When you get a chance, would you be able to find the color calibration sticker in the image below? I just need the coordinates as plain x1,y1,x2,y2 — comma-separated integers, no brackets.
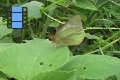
7,7,28,29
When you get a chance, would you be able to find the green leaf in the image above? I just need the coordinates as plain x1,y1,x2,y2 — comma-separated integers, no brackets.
85,33,100,40
0,24,12,40
22,1,44,19
48,21,60,27
60,55,120,79
0,37,13,43
0,71,7,80
72,0,97,11
0,39,69,80
47,0,69,7
0,17,12,40
31,70,77,80
76,77,85,80
109,6,120,20
0,43,16,57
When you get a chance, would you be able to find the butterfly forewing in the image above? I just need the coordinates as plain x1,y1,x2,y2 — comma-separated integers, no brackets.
56,15,82,34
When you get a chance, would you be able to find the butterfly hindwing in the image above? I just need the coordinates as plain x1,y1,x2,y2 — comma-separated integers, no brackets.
54,27,84,45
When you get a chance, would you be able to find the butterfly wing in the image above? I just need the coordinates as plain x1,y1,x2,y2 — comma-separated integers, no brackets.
56,15,82,34
54,27,85,46
53,15,85,46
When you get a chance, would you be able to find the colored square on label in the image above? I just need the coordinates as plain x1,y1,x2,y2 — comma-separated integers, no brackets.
12,13,22,21
12,7,22,12
12,22,22,28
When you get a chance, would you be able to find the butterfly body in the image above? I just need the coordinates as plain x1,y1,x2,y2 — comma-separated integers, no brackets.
52,15,85,46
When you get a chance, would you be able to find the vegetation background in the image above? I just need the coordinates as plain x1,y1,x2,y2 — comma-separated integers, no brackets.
0,0,120,80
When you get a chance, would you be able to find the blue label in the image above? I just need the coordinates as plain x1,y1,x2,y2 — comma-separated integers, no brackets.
12,7,22,12
12,22,22,28
11,7,23,28
12,13,22,21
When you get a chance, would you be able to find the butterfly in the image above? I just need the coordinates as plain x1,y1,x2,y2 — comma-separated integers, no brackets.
52,15,85,46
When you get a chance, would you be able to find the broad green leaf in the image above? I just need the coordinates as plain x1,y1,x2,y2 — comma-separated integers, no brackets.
22,1,44,19
0,18,12,39
0,43,16,59
31,70,77,80
72,0,97,11
60,55,120,79
0,39,69,80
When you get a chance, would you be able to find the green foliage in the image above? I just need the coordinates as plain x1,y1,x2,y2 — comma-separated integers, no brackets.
0,39,69,80
0,17,12,40
0,0,120,80
31,70,77,80
72,0,97,10
60,55,120,79
21,1,44,19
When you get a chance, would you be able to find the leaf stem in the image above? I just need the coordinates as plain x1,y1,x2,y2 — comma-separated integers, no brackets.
43,11,65,24
86,38,120,54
